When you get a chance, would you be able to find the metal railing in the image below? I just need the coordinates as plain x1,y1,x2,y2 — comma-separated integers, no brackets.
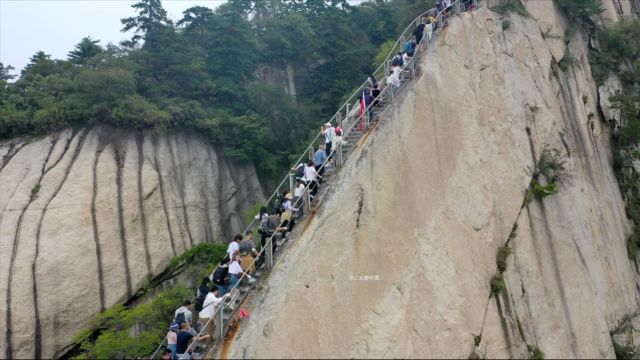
149,1,481,358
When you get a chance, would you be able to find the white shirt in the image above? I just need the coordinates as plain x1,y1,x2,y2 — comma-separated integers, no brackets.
294,184,305,197
199,292,224,319
388,67,401,87
227,241,239,259
402,53,411,64
324,127,335,144
229,260,243,275
304,165,317,182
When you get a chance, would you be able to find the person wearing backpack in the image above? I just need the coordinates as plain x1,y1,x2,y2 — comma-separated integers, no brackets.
198,287,230,345
194,277,210,315
293,162,305,183
404,36,417,57
211,258,230,296
391,52,404,67
174,300,193,327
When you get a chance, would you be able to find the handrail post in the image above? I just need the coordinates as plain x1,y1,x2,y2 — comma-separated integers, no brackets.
473,0,478,9
337,142,343,167
266,237,273,269
456,0,461,15
289,172,294,193
345,103,350,128
305,187,311,211
309,146,314,161
215,306,224,342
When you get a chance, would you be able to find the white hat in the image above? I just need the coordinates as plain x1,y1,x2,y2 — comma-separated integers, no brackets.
325,122,331,126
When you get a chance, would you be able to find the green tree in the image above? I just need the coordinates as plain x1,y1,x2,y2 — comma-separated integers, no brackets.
0,63,16,106
177,5,214,31
68,37,104,66
120,0,172,46
556,0,604,30
0,63,16,82
21,51,57,79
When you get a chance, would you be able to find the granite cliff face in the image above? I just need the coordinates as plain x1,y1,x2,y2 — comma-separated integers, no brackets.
228,1,640,358
0,126,263,358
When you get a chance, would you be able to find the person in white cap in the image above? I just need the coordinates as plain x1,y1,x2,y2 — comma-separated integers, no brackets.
323,123,336,159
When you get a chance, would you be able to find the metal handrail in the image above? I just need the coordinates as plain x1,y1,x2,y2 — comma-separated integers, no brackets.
150,1,481,358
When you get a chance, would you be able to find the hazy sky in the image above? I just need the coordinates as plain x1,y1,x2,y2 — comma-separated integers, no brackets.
0,0,229,76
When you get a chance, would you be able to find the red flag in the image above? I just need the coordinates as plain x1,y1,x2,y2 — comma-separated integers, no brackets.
359,92,366,132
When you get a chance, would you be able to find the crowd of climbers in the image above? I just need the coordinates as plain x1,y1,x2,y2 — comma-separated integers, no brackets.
158,2,479,358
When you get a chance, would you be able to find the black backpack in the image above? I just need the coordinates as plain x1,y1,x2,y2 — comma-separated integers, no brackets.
212,266,228,286
392,55,403,67
194,286,208,312
295,164,304,178
175,311,185,325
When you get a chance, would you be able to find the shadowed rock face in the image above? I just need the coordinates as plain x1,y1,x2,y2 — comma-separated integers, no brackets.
228,2,640,359
0,126,263,359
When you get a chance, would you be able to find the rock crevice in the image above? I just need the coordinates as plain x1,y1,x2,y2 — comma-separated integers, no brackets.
0,126,263,359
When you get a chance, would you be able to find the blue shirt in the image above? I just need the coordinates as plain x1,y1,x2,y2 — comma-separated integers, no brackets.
404,41,416,54
314,149,327,166
176,330,194,354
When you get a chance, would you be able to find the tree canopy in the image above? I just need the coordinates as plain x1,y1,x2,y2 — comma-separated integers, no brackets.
0,0,435,180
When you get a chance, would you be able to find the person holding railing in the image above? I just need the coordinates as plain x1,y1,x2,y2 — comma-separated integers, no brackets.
391,52,404,67
259,211,287,253
198,287,230,347
304,160,319,198
404,36,417,57
368,75,381,107
175,318,209,360
413,18,427,46
402,51,411,67
334,127,346,149
323,123,336,159
226,234,242,260
293,179,306,219
425,18,434,44
229,253,249,289
239,230,259,274
281,193,297,233
174,300,193,327
314,145,328,183
293,162,305,183
387,65,401,88
364,89,374,125
211,258,230,296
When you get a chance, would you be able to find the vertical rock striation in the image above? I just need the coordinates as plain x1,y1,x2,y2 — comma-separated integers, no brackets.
0,126,263,359
228,2,639,358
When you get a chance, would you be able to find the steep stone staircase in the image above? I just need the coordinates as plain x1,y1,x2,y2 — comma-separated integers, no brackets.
149,1,482,358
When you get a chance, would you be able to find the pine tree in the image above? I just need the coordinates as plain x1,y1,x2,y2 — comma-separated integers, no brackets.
0,63,16,82
120,0,172,46
68,37,103,65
